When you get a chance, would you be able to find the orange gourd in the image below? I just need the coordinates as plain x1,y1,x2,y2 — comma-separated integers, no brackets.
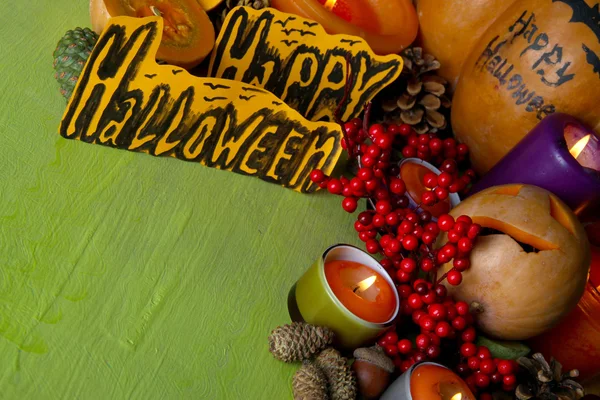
90,0,215,69
439,185,590,340
416,0,512,89
450,0,600,174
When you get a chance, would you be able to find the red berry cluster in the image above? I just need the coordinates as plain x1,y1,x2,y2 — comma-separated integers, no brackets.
400,133,469,165
421,160,476,207
378,285,518,398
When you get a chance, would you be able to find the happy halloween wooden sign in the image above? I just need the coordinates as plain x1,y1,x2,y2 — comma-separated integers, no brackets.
59,16,343,193
209,7,404,122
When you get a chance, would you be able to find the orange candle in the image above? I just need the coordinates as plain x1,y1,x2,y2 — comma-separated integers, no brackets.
325,260,396,323
270,0,418,55
400,158,460,219
410,364,475,400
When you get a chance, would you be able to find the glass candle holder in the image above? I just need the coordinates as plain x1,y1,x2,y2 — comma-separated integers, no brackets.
288,244,399,349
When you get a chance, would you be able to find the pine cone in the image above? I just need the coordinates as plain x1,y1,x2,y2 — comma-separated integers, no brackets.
269,323,335,363
315,348,357,400
53,27,98,101
380,47,451,134
293,362,330,400
212,0,271,36
516,353,585,400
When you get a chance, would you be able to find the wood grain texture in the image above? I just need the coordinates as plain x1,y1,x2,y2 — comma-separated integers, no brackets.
0,1,362,398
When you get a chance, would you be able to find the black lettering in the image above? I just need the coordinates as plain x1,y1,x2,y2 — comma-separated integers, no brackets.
520,33,549,57
526,96,544,112
537,104,556,120
493,60,513,86
512,84,536,105
476,36,507,70
507,74,523,90
509,11,535,43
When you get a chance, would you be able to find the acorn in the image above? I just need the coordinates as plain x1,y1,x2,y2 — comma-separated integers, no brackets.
352,346,395,400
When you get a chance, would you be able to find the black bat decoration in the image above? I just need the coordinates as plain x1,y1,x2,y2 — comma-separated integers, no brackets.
242,86,266,93
274,17,296,27
144,74,157,79
203,96,228,102
239,95,256,101
340,39,361,46
303,21,318,28
203,83,231,90
281,40,299,47
281,28,317,37
583,43,600,77
172,69,183,75
272,101,283,106
553,0,600,43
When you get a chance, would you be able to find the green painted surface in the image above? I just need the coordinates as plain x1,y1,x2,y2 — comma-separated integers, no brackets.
0,1,361,398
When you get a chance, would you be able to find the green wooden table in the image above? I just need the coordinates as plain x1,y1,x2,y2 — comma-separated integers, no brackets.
0,1,361,398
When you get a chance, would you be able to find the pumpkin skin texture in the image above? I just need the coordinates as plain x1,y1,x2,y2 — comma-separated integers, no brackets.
416,0,512,90
451,0,600,174
439,185,590,340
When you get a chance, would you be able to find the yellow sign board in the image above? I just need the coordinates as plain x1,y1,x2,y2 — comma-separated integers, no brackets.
209,7,404,122
59,16,343,193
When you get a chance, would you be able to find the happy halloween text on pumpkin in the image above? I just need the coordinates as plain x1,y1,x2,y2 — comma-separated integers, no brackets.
59,17,343,193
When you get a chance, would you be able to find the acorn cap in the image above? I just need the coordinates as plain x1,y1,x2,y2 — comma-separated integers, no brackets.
353,346,394,373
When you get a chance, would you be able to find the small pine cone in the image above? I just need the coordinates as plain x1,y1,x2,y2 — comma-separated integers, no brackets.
293,362,329,400
315,348,357,400
269,323,335,363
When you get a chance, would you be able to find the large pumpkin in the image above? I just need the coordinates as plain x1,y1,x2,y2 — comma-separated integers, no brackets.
451,0,600,174
416,0,512,89
439,184,590,340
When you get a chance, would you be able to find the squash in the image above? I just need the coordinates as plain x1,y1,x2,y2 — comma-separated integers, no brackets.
451,0,600,174
439,184,590,340
416,0,512,90
89,0,215,69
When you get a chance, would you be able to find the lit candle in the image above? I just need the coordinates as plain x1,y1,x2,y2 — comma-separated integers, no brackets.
288,244,399,348
399,158,461,219
470,113,600,220
380,363,476,400
270,0,419,55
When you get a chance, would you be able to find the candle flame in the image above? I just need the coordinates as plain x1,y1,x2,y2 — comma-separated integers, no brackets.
569,134,591,159
451,394,462,400
323,0,338,11
355,276,376,293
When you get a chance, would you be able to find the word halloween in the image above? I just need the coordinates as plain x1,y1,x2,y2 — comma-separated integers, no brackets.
209,7,403,122
59,17,343,193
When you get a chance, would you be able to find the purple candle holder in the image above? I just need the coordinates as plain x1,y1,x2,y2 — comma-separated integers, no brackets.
470,113,600,220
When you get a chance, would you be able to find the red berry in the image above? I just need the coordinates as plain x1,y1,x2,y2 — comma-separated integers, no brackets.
458,237,473,253
364,179,378,192
365,240,380,254
468,356,481,371
422,291,438,305
477,346,492,360
437,172,453,188
421,191,437,206
480,359,497,375
443,138,457,149
437,214,455,231
342,197,358,213
468,224,482,240
369,123,385,138
402,235,419,251
415,333,431,349
398,284,412,298
397,339,412,354
402,146,417,158
429,138,443,153
425,222,440,235
434,187,449,200
401,258,417,273
423,172,438,189
384,331,398,343
408,293,423,309
412,226,424,239
453,258,471,272
412,310,426,324
374,187,390,200
457,143,469,156
399,124,412,136
503,374,517,386
427,345,441,359
475,372,490,388
384,344,398,357
357,167,374,181
454,221,469,235
462,327,477,342
491,372,503,384
310,169,325,183
372,213,386,227
456,215,472,225
420,258,435,272
326,178,343,194
387,238,401,253
446,305,458,320
350,177,366,194
399,220,414,234
396,270,411,283
377,134,393,150
447,270,463,286
435,321,451,337
434,284,447,298
440,159,458,173
366,144,382,158
386,212,400,226
461,343,477,357
497,360,514,376
456,363,469,376
455,301,469,316
452,316,467,331
419,315,436,331
375,200,392,215
414,352,427,364
389,177,406,195
428,304,446,321
362,155,376,167
422,232,436,245
441,244,457,259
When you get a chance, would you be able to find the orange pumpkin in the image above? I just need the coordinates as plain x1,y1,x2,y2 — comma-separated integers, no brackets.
416,0,512,89
451,0,600,174
89,0,215,69
439,184,590,340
